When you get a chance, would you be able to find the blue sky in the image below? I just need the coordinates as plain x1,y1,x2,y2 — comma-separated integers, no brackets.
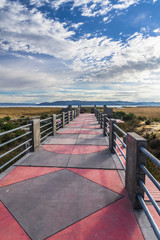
0,0,160,103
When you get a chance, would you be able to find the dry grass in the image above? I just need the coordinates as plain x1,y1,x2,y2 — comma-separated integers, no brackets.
0,107,62,119
113,107,160,119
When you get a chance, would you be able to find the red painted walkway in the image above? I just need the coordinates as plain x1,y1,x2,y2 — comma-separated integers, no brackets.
0,114,157,240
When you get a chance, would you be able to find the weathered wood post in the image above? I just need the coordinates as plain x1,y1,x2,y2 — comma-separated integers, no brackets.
100,112,103,128
104,106,113,118
125,133,147,209
30,119,40,151
77,107,80,116
68,111,70,123
109,119,116,153
97,110,99,123
72,110,74,121
52,114,57,136
103,114,108,136
74,109,77,118
98,111,101,124
62,112,65,128
95,109,97,119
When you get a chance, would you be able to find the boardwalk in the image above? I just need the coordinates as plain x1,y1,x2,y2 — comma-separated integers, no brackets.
0,114,157,240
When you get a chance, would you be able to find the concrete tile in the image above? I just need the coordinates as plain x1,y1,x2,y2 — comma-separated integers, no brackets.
43,138,77,145
16,148,70,167
47,198,144,240
67,148,121,169
0,169,122,240
0,202,30,240
78,134,104,139
76,139,107,145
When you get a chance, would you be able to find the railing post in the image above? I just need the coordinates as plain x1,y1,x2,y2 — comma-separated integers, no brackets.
74,109,77,118
52,114,57,136
97,111,100,123
99,111,101,124
72,110,74,120
109,119,116,153
77,108,80,116
95,109,97,119
125,132,147,209
78,106,81,115
96,110,98,120
30,119,40,151
62,112,65,128
100,113,103,128
103,114,107,136
104,106,113,118
68,111,70,123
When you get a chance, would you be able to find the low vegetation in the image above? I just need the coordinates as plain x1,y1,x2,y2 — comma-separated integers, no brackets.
0,106,159,181
113,108,160,181
0,107,62,119
0,108,62,172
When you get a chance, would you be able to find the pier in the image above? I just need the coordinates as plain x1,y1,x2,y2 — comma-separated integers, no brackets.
0,106,159,240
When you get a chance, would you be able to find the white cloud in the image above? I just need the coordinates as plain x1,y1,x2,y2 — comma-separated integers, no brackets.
53,0,141,18
103,16,109,22
153,28,160,33
0,1,160,102
30,0,49,7
0,1,77,60
0,0,6,8
113,0,140,10
71,22,83,29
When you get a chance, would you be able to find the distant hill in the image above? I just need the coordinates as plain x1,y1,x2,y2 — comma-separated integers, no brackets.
38,100,160,106
0,100,160,106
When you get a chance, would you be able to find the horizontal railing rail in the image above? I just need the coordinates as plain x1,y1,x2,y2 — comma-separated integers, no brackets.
140,147,160,168
0,122,32,170
113,123,127,171
40,117,52,123
0,123,31,136
0,131,32,148
40,117,53,142
56,114,62,131
0,107,80,172
94,105,160,239
65,112,68,124
104,116,110,137
113,123,127,137
137,194,160,239
137,147,160,239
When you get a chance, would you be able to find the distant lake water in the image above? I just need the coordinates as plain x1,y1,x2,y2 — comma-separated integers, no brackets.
0,105,151,108
0,105,156,108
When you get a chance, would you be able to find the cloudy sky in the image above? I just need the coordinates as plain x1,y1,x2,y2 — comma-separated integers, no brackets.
0,0,160,103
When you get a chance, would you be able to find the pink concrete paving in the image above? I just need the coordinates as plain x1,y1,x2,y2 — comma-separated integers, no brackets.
144,176,160,202
47,198,144,240
68,168,128,196
59,129,102,134
0,166,62,188
67,123,83,127
0,113,154,240
43,144,107,155
82,125,100,129
0,201,30,240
